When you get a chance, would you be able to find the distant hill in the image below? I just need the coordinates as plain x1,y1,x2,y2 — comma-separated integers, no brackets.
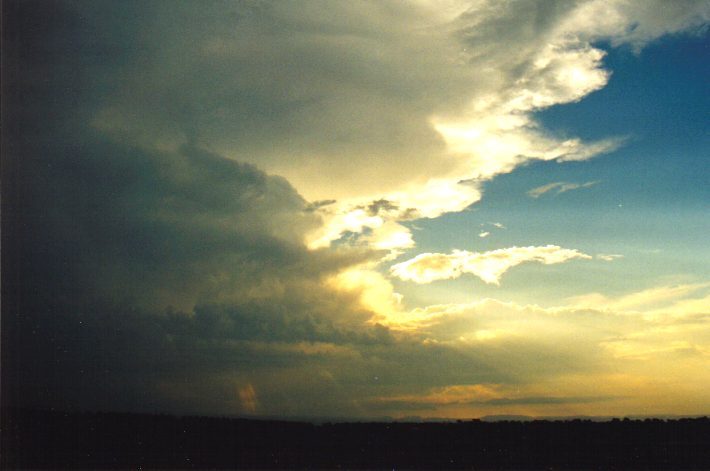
3,408,710,469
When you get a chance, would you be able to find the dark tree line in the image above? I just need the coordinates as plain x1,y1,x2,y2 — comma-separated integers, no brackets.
3,408,710,469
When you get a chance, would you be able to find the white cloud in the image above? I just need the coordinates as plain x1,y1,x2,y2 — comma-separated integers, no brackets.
390,245,592,285
557,0,710,50
362,221,415,252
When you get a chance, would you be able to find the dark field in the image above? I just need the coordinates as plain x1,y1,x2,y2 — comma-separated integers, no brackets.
3,408,710,469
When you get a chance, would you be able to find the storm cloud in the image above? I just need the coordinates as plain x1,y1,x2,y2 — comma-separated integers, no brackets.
3,0,709,420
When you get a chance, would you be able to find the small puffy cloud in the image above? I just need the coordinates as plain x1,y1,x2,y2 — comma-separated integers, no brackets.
476,222,505,239
528,180,599,198
391,245,592,285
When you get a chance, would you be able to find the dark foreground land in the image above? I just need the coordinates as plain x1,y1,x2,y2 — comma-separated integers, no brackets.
2,409,710,469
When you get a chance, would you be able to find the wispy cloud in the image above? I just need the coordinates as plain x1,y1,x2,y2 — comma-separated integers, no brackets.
596,254,624,261
528,181,599,198
391,245,592,285
567,283,710,312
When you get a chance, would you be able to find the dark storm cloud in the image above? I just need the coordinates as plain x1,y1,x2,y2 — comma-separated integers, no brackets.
2,0,512,418
1,0,384,413
2,0,390,305
7,298,395,414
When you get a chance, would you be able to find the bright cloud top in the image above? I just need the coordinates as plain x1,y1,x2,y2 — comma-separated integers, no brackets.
85,0,709,252
391,245,592,285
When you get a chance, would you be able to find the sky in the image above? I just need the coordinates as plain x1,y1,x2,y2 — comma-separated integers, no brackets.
2,0,709,420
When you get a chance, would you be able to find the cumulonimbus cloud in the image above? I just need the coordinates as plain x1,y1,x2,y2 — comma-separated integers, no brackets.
391,245,592,285
4,0,709,420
